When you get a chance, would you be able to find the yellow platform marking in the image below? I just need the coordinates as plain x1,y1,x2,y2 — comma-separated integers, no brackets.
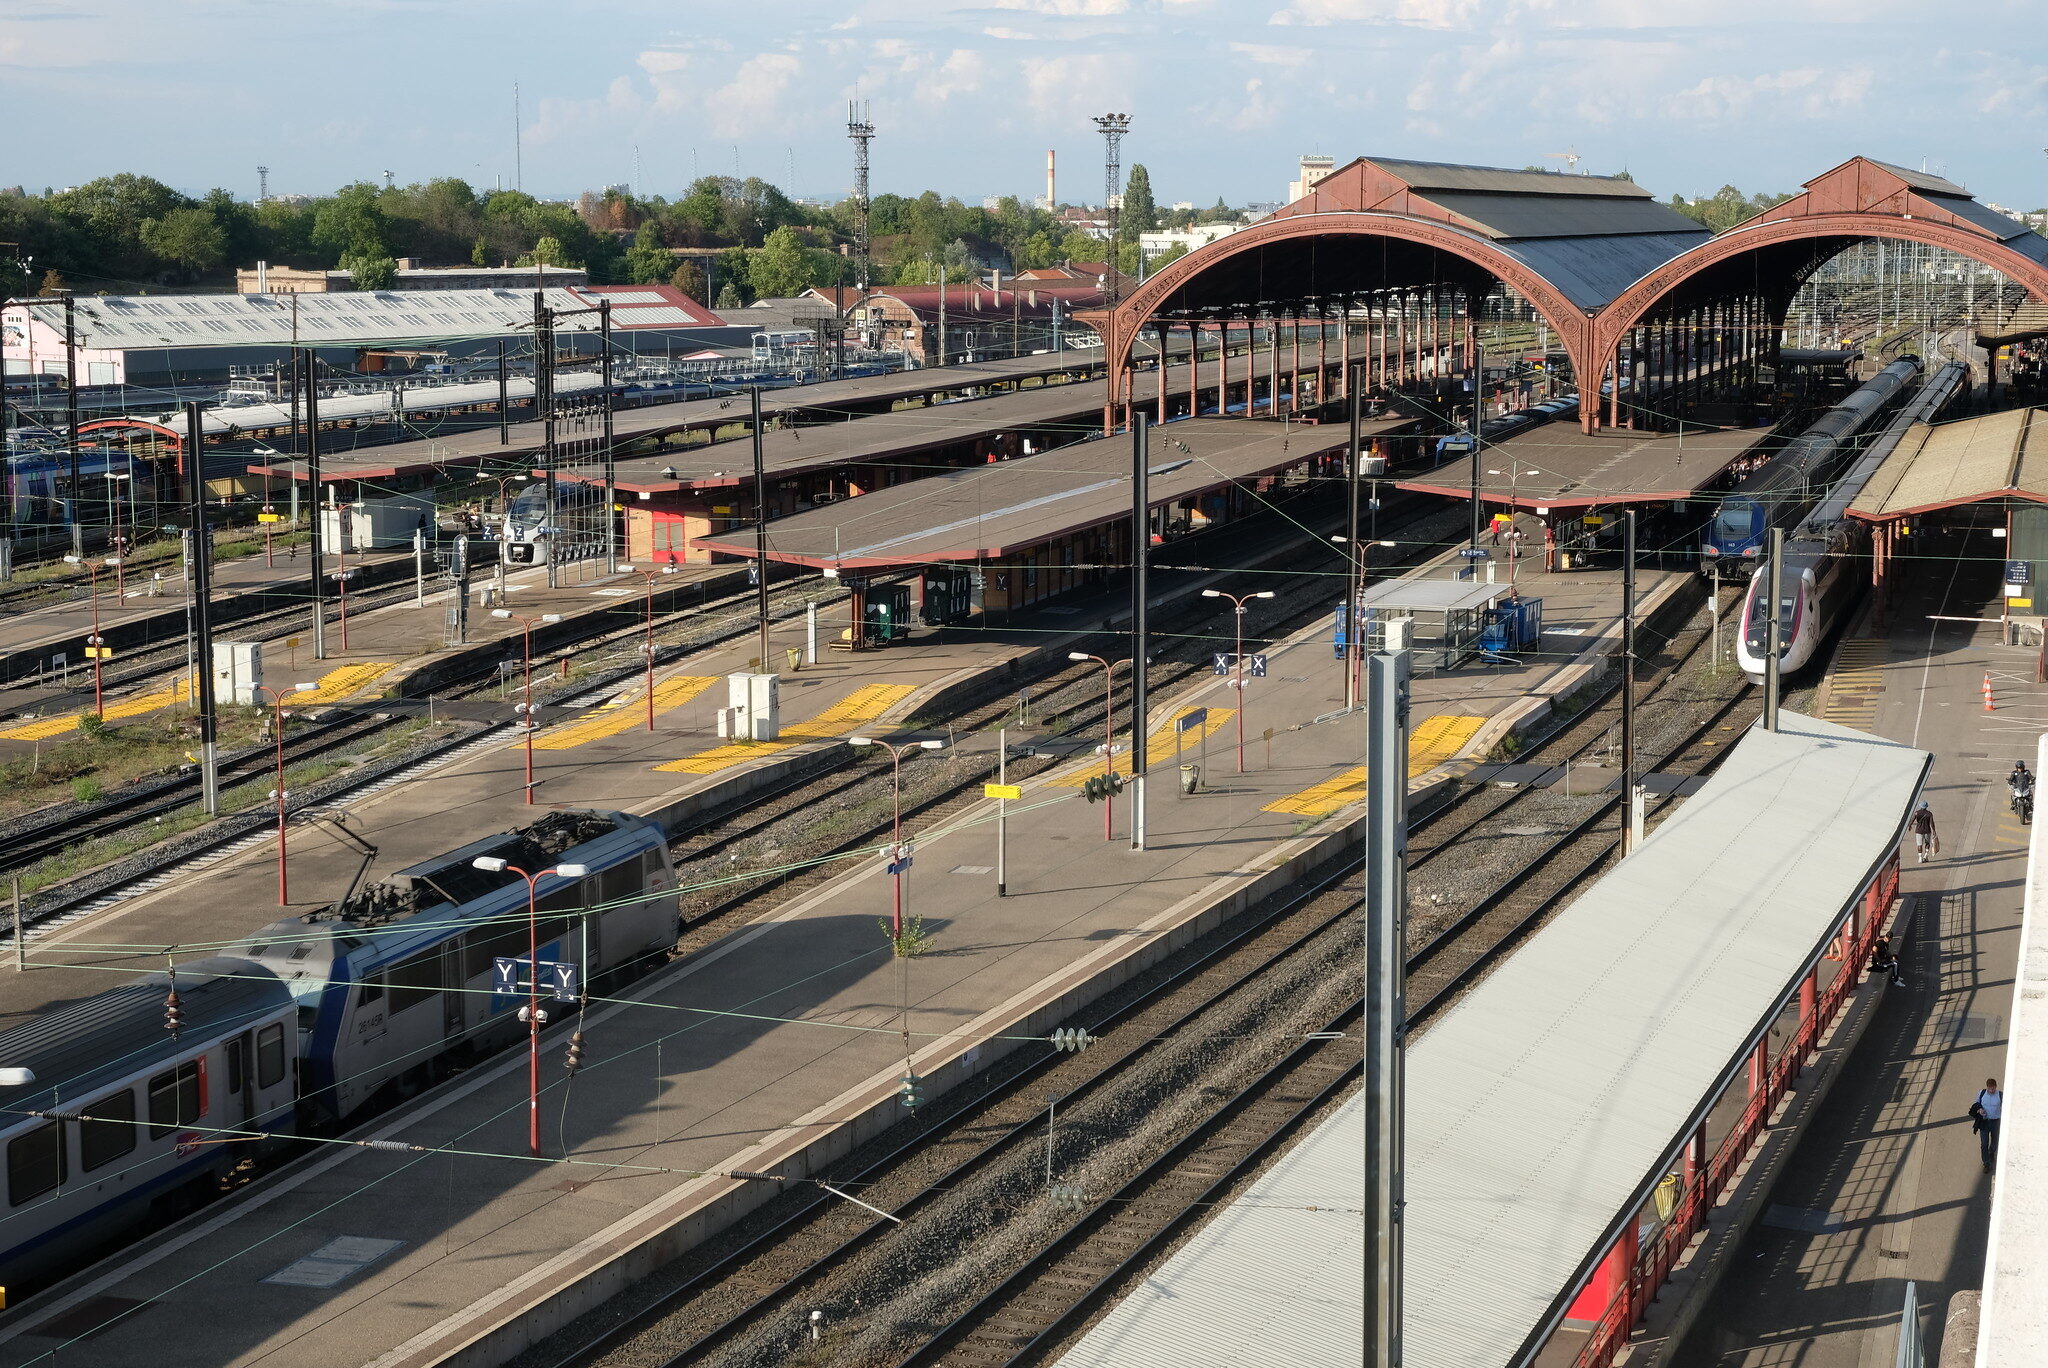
530,676,716,751
782,684,918,740
1821,638,1888,729
0,676,194,741
1266,766,1370,817
288,662,400,705
653,682,916,775
1407,715,1486,774
1051,706,1237,787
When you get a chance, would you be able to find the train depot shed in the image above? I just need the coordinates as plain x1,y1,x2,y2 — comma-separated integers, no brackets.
1052,711,1929,1368
1397,422,1770,567
692,414,1412,623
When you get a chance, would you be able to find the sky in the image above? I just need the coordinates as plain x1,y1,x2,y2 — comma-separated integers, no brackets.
5,0,2048,211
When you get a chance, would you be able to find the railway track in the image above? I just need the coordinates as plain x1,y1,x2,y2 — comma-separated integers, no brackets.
526,573,1750,1368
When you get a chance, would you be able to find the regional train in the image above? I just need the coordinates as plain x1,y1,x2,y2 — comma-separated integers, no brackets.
3,445,159,531
0,809,678,1294
1702,357,1923,566
1735,361,1970,678
1434,395,1580,460
499,478,611,567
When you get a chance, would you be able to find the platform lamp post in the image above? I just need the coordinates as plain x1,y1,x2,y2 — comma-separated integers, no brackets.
618,563,678,729
491,609,563,804
468,857,589,1158
62,554,120,716
1201,588,1274,773
1485,467,1539,591
494,473,529,600
1068,653,1128,840
847,736,944,942
102,469,132,598
1331,539,1396,708
255,682,318,904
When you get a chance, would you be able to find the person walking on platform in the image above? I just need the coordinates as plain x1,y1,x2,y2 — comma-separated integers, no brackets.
1489,511,1513,546
1971,1078,2004,1172
1909,801,1940,863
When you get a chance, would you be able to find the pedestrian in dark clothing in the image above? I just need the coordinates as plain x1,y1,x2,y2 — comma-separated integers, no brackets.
1868,936,1907,987
1909,802,1939,863
1971,1078,2003,1172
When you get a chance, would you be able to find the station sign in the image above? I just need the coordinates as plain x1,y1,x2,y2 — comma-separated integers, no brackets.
983,783,1022,800
1211,653,1269,677
2005,560,2031,586
1176,707,1209,733
492,956,579,1001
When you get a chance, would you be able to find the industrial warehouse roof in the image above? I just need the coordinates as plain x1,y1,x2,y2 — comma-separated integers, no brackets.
1848,408,2048,519
694,415,1409,568
1398,423,1769,509
1056,711,1930,1368
20,288,604,352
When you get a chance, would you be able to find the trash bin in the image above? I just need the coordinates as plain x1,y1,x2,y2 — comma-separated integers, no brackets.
1180,764,1201,794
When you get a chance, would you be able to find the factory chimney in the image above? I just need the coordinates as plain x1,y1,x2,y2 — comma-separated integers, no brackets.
1046,150,1056,209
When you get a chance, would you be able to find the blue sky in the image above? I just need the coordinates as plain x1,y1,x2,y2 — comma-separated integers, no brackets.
6,0,2046,210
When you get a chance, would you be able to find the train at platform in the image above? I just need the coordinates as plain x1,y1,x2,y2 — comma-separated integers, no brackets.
1434,395,1580,460
0,809,678,1295
499,477,611,566
3,445,159,531
1701,357,1924,566
1736,361,1970,678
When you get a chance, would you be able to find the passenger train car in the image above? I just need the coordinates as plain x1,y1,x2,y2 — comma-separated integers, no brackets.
1702,358,1922,566
3,445,159,530
0,808,678,1294
1434,395,1579,460
500,478,611,567
1736,361,1969,679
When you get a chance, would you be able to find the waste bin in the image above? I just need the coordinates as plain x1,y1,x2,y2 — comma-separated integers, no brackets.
1180,764,1201,794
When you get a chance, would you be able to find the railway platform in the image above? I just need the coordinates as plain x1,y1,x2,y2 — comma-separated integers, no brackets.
0,534,1669,1368
1633,555,2042,1368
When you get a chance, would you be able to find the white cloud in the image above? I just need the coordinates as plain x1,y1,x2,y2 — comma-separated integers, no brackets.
708,52,802,137
990,0,1131,12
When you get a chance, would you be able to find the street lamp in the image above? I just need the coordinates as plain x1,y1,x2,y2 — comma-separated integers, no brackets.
102,469,132,597
468,857,589,1157
1486,467,1540,589
1068,652,1130,839
254,682,318,904
848,735,944,943
490,609,564,803
1330,539,1396,707
62,553,121,717
1200,589,1274,772
618,562,678,730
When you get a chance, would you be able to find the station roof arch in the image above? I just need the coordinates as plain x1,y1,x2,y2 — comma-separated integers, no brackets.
1595,157,2048,357
1089,157,1714,424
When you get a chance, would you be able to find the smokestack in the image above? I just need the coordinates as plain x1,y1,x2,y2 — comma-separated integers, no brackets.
1047,150,1056,208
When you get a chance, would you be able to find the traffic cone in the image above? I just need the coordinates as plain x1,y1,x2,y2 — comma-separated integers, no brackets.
1984,672,1997,712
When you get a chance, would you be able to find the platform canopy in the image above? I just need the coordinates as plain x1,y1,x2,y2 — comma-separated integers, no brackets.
1051,711,1928,1368
1848,407,2048,521
1397,422,1767,510
694,415,1405,570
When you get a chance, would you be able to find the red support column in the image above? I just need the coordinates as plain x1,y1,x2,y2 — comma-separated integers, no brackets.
1219,328,1230,418
1268,314,1281,415
1339,305,1351,401
1797,969,1818,1072
1619,1218,1642,1328
1747,1038,1768,1097
1683,1123,1706,1188
1190,324,1200,417
1155,323,1168,427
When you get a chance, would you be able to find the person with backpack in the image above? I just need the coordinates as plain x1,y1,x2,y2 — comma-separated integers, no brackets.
1970,1079,2004,1173
1909,802,1939,863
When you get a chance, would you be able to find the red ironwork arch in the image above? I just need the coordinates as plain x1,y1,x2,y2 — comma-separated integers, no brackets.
1091,211,1598,427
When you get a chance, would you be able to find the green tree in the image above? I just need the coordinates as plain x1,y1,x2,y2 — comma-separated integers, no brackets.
38,268,66,295
1121,164,1158,238
51,173,185,275
747,225,814,298
471,237,490,267
669,259,707,300
311,183,389,262
139,206,229,274
521,235,567,268
1147,241,1188,271
714,280,743,310
341,251,397,290
623,221,672,284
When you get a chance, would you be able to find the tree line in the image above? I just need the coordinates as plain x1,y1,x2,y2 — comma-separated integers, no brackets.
0,162,1214,308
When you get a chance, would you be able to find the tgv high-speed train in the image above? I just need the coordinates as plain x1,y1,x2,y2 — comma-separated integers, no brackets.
1736,361,1969,678
1703,357,1923,565
0,809,677,1295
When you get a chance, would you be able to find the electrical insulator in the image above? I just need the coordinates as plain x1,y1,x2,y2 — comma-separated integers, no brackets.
1049,1027,1097,1053
563,1030,586,1075
898,1074,924,1110
164,990,183,1036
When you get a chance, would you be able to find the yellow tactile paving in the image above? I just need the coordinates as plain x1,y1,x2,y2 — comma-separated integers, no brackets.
1407,714,1486,774
287,662,400,705
1265,766,1369,817
530,675,716,751
655,741,793,775
1821,638,1887,729
1051,706,1237,787
0,676,193,741
652,681,916,775
781,683,918,739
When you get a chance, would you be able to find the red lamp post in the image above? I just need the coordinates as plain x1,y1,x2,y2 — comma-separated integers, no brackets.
491,609,563,803
62,553,121,717
618,563,677,730
468,857,589,1158
848,735,945,941
254,681,318,904
1332,537,1397,707
1201,588,1274,773
1068,652,1131,839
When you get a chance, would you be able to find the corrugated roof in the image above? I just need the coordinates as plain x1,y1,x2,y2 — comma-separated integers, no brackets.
1498,229,1711,312
1869,159,1973,198
1848,408,2048,518
1368,158,1654,200
1056,711,1927,1368
1424,191,1705,242
1399,422,1765,508
33,288,601,353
